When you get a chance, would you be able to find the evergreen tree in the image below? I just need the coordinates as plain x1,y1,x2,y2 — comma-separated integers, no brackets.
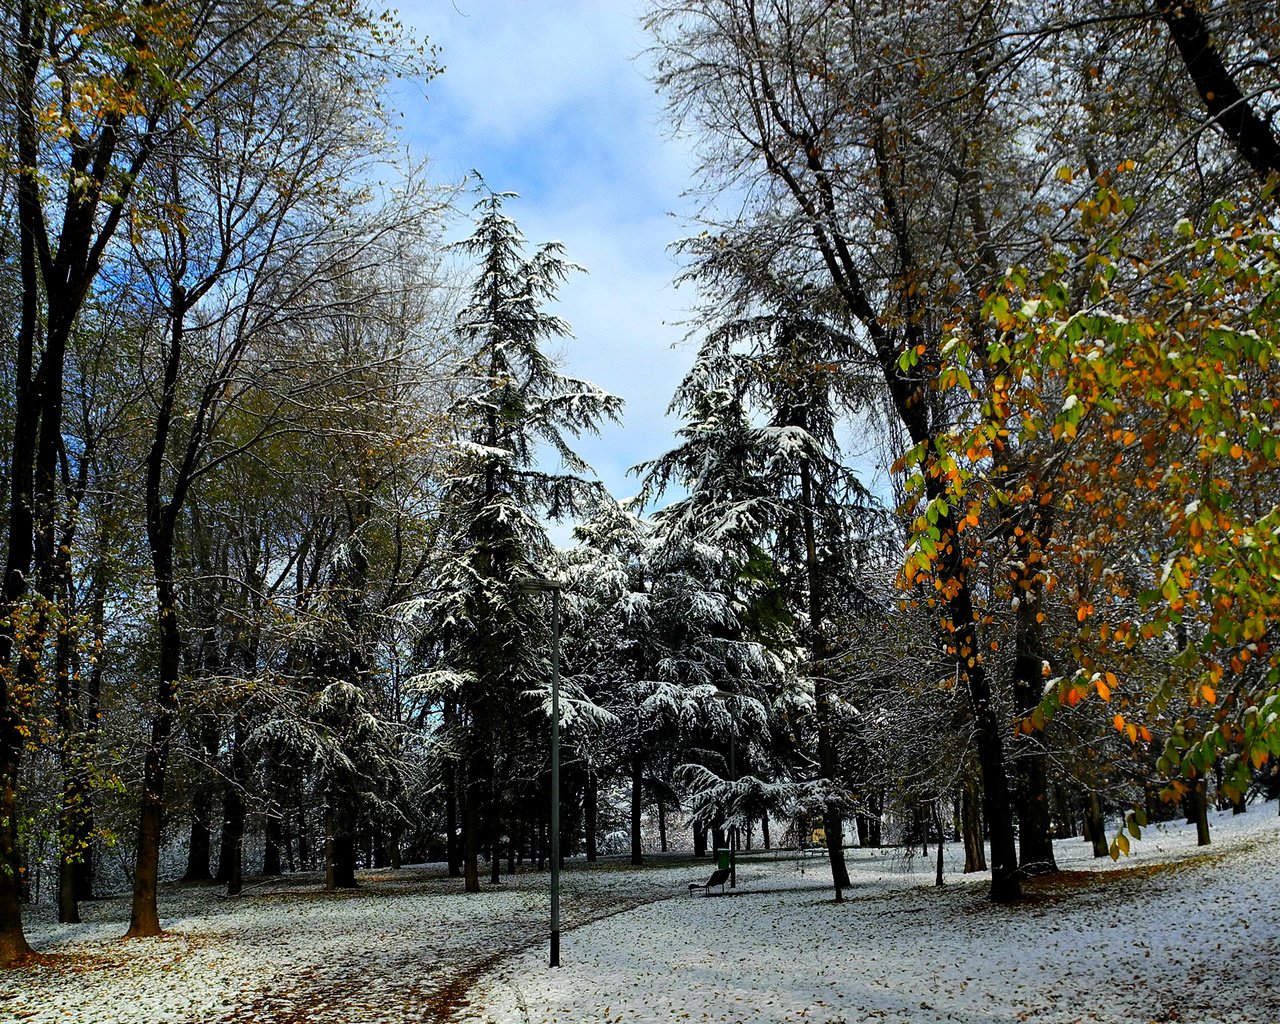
416,187,620,892
639,291,886,898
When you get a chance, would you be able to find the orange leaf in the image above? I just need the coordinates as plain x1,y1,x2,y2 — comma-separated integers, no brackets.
1096,680,1111,702
1201,684,1217,705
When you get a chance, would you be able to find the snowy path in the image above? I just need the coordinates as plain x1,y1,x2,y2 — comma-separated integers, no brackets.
469,808,1280,1024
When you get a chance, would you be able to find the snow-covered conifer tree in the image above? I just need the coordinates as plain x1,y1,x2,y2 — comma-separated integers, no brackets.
567,500,777,864
415,187,621,892
639,291,888,898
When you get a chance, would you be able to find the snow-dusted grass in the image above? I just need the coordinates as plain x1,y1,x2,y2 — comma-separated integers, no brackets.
4,855,701,1023
471,806,1280,1024
4,806,1277,1024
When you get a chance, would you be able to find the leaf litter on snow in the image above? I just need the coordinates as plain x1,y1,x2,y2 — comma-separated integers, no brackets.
6,809,1279,1023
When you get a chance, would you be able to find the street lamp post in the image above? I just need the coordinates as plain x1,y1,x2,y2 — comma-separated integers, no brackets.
520,578,562,967
713,690,737,890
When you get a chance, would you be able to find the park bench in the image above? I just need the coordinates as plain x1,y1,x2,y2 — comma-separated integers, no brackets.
688,867,732,896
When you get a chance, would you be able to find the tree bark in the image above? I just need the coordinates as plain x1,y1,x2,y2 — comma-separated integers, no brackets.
296,800,311,872
961,771,987,873
1084,791,1109,858
56,616,83,924
1054,783,1078,839
0,5,47,961
325,799,358,890
1155,0,1280,183
185,810,214,884
798,458,850,899
446,780,462,878
1011,527,1058,874
1190,779,1211,846
584,767,598,862
463,781,480,892
933,802,945,887
125,562,182,937
262,814,282,877
693,824,707,858
630,754,644,866
224,712,246,897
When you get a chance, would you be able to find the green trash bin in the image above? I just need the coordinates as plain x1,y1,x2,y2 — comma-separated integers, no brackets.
717,851,730,871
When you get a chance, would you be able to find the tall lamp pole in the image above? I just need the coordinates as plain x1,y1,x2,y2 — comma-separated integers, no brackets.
520,577,563,967
713,690,737,889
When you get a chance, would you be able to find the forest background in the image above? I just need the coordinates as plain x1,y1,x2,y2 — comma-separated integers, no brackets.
2,0,1280,968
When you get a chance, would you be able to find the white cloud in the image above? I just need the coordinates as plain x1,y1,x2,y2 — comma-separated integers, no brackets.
388,0,706,510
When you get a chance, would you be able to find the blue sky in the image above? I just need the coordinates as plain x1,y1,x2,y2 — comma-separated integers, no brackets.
388,0,701,515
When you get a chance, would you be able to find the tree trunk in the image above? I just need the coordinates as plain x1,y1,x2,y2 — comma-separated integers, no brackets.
933,802,945,887
0,53,40,952
215,783,234,886
761,814,771,850
1084,791,1109,858
389,827,402,870
125,563,182,938
629,754,644,866
324,802,336,891
1155,0,1280,183
185,810,214,884
184,716,218,883
262,813,282,877
446,783,462,878
325,792,358,890
296,801,311,872
333,831,358,888
223,710,247,896
1013,665,1057,874
657,799,668,853
693,824,707,858
1191,779,1211,846
584,768,598,862
961,771,987,873
798,459,851,900
463,784,480,893
129,293,199,938
1054,783,1077,839
489,804,501,885
56,622,83,924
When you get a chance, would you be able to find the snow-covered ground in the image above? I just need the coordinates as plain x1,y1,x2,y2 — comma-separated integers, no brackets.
471,807,1280,1024
5,805,1277,1024
5,856,701,1023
